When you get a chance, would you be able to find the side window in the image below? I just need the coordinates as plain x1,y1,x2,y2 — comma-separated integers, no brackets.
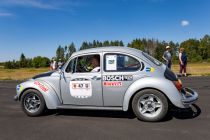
104,54,140,72
65,58,76,73
75,54,100,73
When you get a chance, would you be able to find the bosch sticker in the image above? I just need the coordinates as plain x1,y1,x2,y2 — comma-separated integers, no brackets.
103,75,133,81
70,81,92,98
146,67,155,72
103,81,122,87
34,81,48,92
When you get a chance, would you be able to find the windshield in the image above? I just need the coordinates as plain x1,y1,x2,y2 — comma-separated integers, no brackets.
142,52,162,66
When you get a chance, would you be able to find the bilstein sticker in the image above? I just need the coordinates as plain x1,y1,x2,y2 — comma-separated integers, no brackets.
103,75,133,81
34,81,48,92
103,81,122,87
70,81,92,98
146,67,155,72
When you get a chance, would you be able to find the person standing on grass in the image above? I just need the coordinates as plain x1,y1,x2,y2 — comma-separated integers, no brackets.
162,46,172,69
179,48,188,77
50,59,54,70
50,58,57,70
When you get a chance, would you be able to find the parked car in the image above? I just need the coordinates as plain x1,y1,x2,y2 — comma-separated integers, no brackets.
14,47,198,121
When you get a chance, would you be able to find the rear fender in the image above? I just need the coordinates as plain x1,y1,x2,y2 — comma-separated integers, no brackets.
122,77,184,111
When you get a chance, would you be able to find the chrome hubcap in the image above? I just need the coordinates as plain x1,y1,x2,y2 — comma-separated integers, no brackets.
24,94,41,113
138,94,163,118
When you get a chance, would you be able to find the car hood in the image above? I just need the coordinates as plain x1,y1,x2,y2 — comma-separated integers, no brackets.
32,70,55,79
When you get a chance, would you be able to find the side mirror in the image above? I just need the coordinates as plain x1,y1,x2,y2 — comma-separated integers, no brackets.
58,68,64,75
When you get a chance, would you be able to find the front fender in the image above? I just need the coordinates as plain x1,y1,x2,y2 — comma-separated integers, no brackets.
17,79,61,109
122,77,184,111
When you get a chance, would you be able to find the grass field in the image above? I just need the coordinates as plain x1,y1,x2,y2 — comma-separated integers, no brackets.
172,62,210,76
0,63,210,80
0,67,49,80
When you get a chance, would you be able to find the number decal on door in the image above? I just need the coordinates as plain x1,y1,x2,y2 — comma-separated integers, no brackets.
69,81,92,98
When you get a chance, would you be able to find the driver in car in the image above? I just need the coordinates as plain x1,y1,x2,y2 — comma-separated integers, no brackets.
90,55,100,72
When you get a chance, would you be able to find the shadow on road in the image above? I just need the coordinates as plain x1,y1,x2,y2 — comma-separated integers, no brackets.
48,109,136,119
45,104,201,121
163,104,201,121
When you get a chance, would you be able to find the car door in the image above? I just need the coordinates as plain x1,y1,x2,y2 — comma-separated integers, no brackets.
60,53,103,106
102,52,142,106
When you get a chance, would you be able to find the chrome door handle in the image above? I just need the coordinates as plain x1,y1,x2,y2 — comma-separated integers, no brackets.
91,76,101,80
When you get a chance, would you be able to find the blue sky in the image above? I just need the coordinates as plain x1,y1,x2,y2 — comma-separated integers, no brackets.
0,0,210,62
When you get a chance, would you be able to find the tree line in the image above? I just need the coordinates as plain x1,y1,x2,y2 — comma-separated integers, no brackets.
3,35,210,69
4,54,50,69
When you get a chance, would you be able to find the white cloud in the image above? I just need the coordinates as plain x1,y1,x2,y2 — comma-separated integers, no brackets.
181,20,190,26
0,0,59,10
0,12,13,17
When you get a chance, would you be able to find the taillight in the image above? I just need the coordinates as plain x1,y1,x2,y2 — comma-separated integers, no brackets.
173,79,182,91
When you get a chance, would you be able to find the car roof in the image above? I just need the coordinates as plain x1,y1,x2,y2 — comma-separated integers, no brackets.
71,46,143,58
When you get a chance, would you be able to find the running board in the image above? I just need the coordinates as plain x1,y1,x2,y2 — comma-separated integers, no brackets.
57,105,123,111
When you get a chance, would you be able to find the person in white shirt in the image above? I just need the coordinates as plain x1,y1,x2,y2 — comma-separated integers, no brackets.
50,58,57,70
90,56,100,72
52,59,57,70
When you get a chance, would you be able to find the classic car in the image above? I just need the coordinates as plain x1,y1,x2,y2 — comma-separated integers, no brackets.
14,47,198,121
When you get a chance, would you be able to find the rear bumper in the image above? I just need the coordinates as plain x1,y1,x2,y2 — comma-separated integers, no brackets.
181,87,198,107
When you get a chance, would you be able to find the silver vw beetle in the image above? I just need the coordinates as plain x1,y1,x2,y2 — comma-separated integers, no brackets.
14,47,198,121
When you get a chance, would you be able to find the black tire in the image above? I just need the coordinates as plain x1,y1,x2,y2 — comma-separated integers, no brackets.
21,89,46,117
132,89,168,122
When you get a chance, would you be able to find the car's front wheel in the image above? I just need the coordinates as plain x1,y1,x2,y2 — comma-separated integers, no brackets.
132,89,168,122
21,89,46,117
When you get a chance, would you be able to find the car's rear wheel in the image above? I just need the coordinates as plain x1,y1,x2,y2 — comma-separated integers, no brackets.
21,89,46,117
132,89,168,122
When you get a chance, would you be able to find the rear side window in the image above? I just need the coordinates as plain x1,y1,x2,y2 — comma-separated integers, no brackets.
104,54,140,72
142,52,162,66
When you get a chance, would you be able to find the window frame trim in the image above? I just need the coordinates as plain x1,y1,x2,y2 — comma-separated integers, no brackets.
65,53,102,74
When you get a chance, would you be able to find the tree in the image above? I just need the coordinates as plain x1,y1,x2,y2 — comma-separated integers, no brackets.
146,39,157,56
180,39,201,62
119,40,124,46
103,40,110,46
66,43,76,60
20,53,27,68
4,61,12,69
80,42,90,50
26,58,33,68
32,56,50,68
4,60,19,69
199,35,210,60
127,39,145,51
56,45,65,61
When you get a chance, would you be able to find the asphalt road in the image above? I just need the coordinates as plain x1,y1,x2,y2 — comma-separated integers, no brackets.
0,77,210,140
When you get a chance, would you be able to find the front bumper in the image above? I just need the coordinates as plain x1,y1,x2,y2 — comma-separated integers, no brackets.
181,87,198,107
14,95,18,101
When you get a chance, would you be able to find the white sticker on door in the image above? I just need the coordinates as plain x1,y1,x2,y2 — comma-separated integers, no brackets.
70,81,92,98
106,55,117,70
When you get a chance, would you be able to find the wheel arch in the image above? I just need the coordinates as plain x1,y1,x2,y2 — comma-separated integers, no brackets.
18,80,61,109
127,87,171,111
19,87,39,101
122,77,184,111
